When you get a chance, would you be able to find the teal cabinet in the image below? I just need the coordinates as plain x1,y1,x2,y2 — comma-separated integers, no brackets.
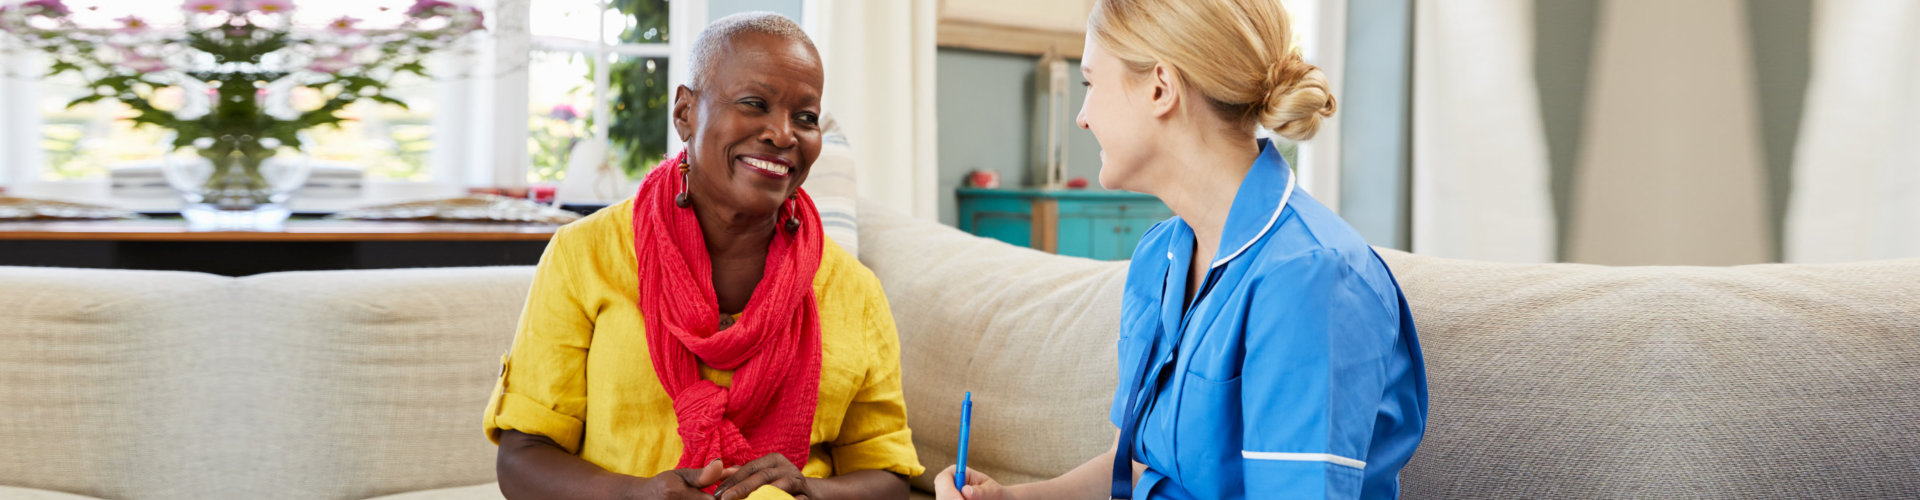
956,188,1174,260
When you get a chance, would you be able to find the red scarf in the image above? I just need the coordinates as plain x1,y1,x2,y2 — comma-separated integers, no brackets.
632,151,823,470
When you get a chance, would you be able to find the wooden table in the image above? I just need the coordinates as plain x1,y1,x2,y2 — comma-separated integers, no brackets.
0,218,560,276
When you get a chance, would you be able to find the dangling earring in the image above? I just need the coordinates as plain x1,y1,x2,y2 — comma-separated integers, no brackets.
782,195,800,233
674,157,692,208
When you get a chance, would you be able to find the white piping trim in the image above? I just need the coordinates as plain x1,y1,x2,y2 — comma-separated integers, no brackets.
1210,170,1297,268
1241,451,1366,470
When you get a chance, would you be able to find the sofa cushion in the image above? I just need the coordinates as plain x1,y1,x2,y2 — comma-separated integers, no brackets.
0,266,231,500
1378,250,1920,498
229,267,532,500
0,485,111,500
857,200,1128,493
357,483,502,500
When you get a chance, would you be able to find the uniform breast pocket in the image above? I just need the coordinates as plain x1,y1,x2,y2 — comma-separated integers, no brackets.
1172,370,1243,497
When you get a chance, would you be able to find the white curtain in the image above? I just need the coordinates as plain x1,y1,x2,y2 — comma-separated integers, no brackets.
1410,0,1557,262
1,50,43,191
815,0,940,220
1784,0,1920,263
1566,0,1772,266
0,55,13,189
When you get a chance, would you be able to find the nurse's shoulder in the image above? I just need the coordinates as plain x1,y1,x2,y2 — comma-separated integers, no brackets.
1254,189,1402,314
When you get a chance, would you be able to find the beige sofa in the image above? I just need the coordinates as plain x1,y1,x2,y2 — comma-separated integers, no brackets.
1,201,1916,499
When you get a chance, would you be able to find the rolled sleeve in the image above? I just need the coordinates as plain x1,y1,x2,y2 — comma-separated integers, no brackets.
827,284,925,478
483,225,596,454
1240,249,1389,500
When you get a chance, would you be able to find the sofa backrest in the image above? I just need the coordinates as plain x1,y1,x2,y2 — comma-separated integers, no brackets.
857,201,1128,493
1377,250,1920,498
859,201,1920,498
227,267,528,500
0,265,528,500
0,267,231,500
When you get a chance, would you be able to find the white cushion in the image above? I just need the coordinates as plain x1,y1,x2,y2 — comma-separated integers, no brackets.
0,267,231,500
0,485,110,500
227,267,532,500
808,113,860,258
358,483,503,500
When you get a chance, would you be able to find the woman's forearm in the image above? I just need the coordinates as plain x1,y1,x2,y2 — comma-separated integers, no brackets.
497,430,637,500
1006,430,1142,500
803,470,909,500
1005,448,1120,500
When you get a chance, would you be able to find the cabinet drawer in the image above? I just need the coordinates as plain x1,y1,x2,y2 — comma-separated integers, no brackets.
1057,199,1165,218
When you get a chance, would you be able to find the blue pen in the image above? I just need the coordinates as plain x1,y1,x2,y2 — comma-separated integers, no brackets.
956,391,973,492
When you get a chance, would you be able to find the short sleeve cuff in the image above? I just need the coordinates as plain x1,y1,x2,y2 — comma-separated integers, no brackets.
485,391,586,454
1243,455,1365,500
830,428,926,478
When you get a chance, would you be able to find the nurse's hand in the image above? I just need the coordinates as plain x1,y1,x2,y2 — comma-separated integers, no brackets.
933,465,1009,500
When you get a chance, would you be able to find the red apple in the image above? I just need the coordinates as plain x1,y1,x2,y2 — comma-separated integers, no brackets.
968,170,1001,189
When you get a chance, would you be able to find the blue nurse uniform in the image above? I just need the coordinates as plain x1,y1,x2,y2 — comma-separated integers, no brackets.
1109,139,1428,499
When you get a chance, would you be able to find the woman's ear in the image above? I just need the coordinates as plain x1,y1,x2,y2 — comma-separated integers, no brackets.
672,85,697,142
1147,63,1181,119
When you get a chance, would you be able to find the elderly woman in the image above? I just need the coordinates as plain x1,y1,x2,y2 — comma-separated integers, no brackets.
485,12,921,500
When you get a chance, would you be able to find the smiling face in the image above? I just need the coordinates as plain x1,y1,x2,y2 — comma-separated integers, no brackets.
1076,33,1162,192
673,32,824,219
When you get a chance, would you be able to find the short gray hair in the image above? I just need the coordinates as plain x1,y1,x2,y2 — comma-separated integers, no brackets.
688,11,817,90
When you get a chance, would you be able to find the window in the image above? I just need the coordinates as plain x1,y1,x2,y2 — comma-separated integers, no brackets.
493,0,811,189
1277,0,1344,212
523,0,671,183
1,0,814,205
0,0,443,188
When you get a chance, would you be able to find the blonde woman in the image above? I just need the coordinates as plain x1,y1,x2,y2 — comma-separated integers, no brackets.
934,0,1427,498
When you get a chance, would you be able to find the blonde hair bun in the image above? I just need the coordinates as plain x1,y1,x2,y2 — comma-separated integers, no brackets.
1260,58,1336,141
1090,0,1337,141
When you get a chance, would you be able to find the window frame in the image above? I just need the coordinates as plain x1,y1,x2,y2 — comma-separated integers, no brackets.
2,0,827,201
0,0,713,201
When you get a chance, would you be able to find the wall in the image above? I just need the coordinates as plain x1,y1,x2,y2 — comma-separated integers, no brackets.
932,48,1104,227
928,1,1813,259
708,0,803,21
1535,0,1810,262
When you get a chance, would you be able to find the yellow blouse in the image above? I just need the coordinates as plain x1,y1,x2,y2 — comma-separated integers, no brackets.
484,198,923,496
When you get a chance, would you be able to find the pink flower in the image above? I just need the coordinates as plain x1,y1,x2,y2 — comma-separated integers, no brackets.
116,47,168,73
181,0,230,14
325,15,360,34
21,0,71,17
241,0,292,14
305,51,355,73
114,15,149,33
405,0,452,18
306,59,349,74
125,58,168,73
548,104,578,121
458,5,485,32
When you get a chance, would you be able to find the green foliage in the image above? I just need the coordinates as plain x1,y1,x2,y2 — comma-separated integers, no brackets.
608,0,671,177
0,2,483,165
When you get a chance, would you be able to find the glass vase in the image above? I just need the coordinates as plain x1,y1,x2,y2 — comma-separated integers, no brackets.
163,135,311,230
